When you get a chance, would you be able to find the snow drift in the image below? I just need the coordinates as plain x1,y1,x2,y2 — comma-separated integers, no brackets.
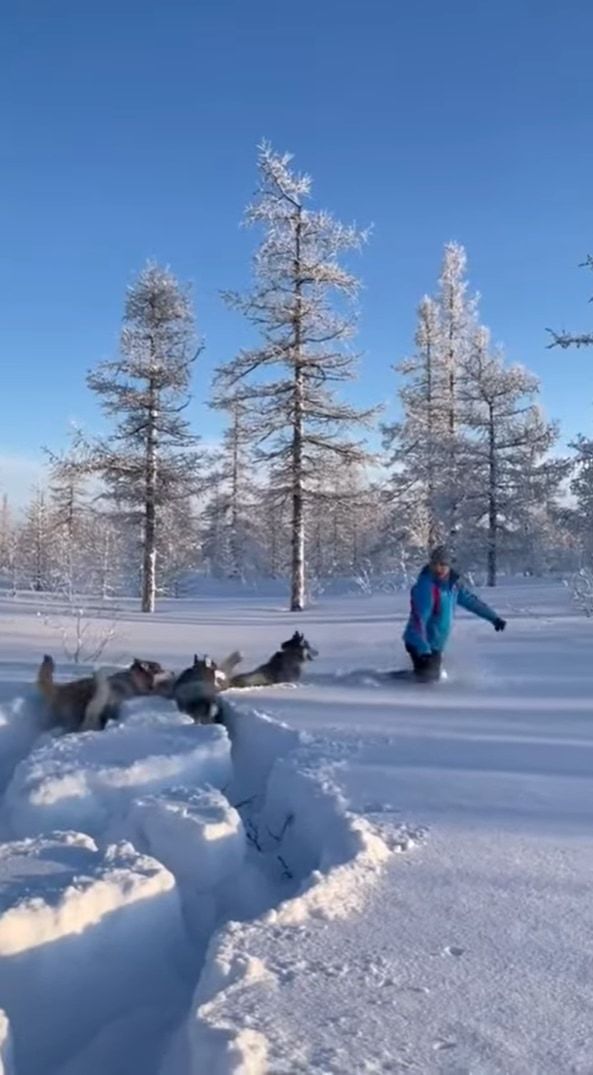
3,699,231,840
0,688,396,1075
0,831,186,1075
180,706,394,1074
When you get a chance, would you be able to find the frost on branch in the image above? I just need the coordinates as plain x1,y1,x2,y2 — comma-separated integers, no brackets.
36,600,120,664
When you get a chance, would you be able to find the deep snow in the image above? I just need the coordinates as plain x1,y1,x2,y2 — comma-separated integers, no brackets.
0,580,592,1073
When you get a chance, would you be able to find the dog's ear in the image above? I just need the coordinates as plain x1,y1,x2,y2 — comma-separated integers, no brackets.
193,654,200,667
132,659,154,675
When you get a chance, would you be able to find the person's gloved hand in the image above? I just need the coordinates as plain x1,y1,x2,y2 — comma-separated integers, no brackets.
493,617,506,632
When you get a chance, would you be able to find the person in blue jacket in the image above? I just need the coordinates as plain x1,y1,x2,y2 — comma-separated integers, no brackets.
404,546,506,681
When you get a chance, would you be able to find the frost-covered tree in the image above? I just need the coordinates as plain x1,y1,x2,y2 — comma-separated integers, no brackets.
307,462,377,582
206,395,262,579
385,243,477,555
384,295,443,552
46,444,93,598
83,510,131,599
19,488,53,592
388,242,564,579
85,263,201,612
0,495,19,595
158,499,201,596
0,496,12,576
460,327,561,585
434,242,477,542
215,143,376,610
549,257,593,563
259,485,290,579
567,435,593,560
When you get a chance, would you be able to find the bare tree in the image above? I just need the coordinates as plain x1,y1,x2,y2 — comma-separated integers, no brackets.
215,143,377,610
85,263,201,612
548,255,593,350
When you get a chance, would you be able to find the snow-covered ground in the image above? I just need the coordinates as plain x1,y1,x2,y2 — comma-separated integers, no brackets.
0,580,592,1074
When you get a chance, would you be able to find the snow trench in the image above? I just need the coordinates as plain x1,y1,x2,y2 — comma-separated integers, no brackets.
0,690,396,1075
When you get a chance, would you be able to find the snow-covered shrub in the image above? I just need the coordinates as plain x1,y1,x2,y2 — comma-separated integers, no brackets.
37,599,120,664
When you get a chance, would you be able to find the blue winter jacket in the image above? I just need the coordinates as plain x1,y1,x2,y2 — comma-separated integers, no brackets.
403,566,498,655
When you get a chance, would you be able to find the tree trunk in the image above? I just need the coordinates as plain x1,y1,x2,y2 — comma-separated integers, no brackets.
290,206,306,612
100,525,111,601
445,296,459,552
487,403,497,587
425,324,438,550
142,380,158,613
229,404,241,579
291,366,305,610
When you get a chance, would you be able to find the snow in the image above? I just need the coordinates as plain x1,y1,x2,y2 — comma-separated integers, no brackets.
4,702,231,840
0,1010,13,1075
0,580,593,1073
0,831,186,1075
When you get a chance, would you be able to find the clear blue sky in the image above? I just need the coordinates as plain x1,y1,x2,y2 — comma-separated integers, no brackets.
2,0,593,501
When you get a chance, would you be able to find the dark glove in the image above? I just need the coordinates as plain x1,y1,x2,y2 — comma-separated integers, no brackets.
493,618,506,632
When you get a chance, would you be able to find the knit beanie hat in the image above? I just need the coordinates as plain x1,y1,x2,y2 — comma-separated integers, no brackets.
429,545,450,567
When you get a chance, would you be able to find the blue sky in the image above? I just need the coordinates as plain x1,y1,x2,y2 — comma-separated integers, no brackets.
2,0,593,503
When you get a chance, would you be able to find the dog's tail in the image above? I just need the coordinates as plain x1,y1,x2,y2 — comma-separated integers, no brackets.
36,655,56,702
81,668,112,732
215,650,244,688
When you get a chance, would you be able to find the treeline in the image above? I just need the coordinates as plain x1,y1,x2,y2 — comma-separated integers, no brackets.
0,144,589,608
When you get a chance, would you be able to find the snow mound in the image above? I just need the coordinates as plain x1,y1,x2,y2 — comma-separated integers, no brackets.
119,786,244,892
184,718,393,1073
0,831,186,1075
3,709,231,839
0,690,400,1075
262,749,392,923
0,691,43,795
110,785,245,942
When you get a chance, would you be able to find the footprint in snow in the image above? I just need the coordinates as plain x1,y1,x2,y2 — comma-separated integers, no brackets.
442,945,465,958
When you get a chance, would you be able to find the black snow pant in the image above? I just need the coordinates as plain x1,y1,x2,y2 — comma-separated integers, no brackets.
405,644,442,682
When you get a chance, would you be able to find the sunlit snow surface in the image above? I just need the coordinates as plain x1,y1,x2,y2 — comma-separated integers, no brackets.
0,579,592,1074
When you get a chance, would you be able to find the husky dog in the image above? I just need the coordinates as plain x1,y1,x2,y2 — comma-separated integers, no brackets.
229,631,318,688
36,654,169,733
172,655,223,724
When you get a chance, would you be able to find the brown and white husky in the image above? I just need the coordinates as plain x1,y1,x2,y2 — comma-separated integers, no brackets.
36,654,170,733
